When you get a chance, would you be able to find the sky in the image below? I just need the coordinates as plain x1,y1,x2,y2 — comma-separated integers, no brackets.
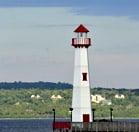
0,0,139,88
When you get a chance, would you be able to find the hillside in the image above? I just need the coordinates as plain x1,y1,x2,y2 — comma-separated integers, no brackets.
0,87,139,118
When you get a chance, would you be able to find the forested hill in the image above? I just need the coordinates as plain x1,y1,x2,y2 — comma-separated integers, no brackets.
0,82,73,89
0,82,139,93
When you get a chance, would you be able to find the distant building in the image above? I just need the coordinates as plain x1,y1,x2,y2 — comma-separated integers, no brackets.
51,95,63,100
57,95,63,99
51,95,56,99
115,94,125,99
31,94,41,99
91,94,106,103
31,95,35,98
36,94,41,99
91,95,112,105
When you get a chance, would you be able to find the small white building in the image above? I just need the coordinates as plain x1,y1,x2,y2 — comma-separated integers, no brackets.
57,95,63,99
31,95,35,99
91,94,106,104
51,95,56,99
36,94,41,99
31,94,41,99
51,95,63,100
115,94,125,99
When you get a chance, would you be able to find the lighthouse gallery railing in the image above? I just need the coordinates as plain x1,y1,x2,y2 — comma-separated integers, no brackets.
72,38,91,46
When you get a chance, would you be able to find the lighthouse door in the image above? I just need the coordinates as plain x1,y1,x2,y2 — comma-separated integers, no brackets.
83,114,90,122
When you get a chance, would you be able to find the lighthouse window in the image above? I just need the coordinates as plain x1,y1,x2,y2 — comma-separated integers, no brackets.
82,73,87,81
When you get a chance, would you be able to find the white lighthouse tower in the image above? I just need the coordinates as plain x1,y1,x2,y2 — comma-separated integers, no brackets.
71,24,92,122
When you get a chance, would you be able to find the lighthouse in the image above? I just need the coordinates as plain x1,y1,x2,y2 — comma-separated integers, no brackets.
71,24,92,122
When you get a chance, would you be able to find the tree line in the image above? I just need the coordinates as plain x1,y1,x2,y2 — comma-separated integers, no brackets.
0,81,73,89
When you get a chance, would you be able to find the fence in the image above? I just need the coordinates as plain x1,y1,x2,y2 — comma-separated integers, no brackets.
71,121,139,132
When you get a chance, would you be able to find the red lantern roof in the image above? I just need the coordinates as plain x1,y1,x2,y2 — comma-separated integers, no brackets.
74,24,89,33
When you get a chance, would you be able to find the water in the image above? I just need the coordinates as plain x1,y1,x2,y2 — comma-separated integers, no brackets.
0,118,54,132
114,118,139,122
0,118,139,132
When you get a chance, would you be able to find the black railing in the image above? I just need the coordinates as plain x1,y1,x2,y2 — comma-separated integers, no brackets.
71,121,139,132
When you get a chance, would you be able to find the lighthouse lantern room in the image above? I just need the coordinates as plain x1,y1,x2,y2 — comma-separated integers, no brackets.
71,24,92,122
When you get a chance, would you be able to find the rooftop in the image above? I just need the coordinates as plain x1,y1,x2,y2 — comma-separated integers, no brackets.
74,24,89,33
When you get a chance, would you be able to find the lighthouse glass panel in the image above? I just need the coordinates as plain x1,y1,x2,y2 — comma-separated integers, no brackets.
82,73,87,81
